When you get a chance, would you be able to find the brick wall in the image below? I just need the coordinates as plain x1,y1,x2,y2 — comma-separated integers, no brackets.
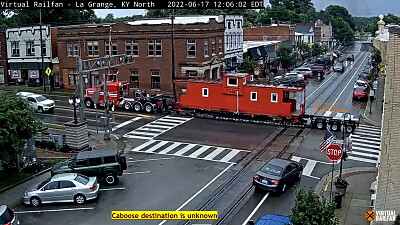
0,30,8,83
243,25,293,42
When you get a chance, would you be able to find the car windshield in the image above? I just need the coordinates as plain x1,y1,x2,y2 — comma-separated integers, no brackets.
36,96,47,102
355,88,367,92
37,178,51,190
260,164,284,177
356,82,366,86
0,207,14,223
75,174,90,185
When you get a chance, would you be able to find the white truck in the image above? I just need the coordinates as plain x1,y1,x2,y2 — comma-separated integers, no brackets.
16,92,55,113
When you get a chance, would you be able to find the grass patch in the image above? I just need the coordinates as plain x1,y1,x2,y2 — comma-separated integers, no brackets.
39,158,68,165
41,123,65,130
0,171,32,190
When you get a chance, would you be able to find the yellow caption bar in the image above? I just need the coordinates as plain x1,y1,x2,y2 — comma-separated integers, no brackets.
111,211,218,220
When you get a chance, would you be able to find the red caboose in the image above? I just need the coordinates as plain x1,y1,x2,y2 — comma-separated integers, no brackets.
175,73,305,119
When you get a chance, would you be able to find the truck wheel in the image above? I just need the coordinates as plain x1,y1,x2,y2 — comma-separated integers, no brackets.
85,99,94,108
316,121,325,129
331,123,339,131
124,103,132,110
133,103,142,112
345,125,354,133
145,104,153,113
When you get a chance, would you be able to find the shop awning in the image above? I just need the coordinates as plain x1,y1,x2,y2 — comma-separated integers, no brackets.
248,46,268,59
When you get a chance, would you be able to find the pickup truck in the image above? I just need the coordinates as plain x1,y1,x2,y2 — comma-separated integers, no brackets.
17,92,55,113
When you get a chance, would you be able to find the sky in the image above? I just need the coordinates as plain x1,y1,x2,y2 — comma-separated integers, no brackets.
94,0,400,18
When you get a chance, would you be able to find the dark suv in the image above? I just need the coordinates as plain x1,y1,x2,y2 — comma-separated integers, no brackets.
0,205,19,225
51,150,127,185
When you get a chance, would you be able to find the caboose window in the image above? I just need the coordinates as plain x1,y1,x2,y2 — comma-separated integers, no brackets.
250,75,254,81
251,92,257,101
243,77,246,84
202,88,209,97
271,93,278,103
227,78,238,86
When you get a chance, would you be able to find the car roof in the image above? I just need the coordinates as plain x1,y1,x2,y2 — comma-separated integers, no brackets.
0,205,7,215
17,92,35,96
76,149,118,160
356,80,367,83
255,214,292,225
295,67,311,70
267,158,292,167
28,94,43,98
51,173,78,181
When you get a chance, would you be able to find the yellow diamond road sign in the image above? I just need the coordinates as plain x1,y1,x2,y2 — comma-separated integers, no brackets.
45,67,51,76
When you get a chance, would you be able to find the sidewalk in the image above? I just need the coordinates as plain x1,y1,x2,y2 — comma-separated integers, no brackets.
0,130,121,208
314,167,378,225
363,76,384,126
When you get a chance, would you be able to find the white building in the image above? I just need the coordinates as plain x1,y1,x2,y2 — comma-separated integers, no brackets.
224,15,244,72
295,25,315,45
6,25,52,85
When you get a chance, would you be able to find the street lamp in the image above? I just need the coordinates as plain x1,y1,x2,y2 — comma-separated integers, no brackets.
339,112,350,178
68,95,80,124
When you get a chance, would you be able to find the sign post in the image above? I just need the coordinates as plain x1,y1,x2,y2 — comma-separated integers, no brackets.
326,144,343,200
92,91,100,134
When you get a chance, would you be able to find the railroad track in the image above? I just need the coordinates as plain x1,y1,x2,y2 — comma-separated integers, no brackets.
180,127,305,225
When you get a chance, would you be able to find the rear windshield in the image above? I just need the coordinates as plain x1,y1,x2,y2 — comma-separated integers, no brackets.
356,82,366,86
260,164,283,177
0,207,14,223
355,88,367,92
74,174,90,185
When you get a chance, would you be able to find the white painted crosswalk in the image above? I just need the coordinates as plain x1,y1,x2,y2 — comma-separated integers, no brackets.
131,140,250,164
123,115,193,140
348,124,381,166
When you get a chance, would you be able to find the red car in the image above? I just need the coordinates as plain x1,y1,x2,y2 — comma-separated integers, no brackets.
353,87,368,101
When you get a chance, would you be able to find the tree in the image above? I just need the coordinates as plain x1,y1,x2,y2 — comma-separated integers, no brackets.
324,5,355,29
270,0,313,15
298,43,311,60
103,13,115,23
0,92,41,171
289,188,338,225
332,17,355,44
311,43,327,57
277,45,297,70
238,59,260,74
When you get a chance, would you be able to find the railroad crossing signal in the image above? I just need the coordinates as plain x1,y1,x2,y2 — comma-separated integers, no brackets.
45,67,51,76
326,144,343,163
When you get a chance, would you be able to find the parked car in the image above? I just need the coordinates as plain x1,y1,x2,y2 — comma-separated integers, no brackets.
353,87,369,101
346,54,355,61
0,205,20,225
51,149,127,185
23,173,99,207
354,80,368,89
293,67,313,78
310,65,325,76
272,73,304,86
248,214,292,225
333,63,345,73
253,158,303,193
16,92,55,113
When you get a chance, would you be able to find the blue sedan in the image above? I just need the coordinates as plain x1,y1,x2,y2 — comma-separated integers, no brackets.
248,214,292,225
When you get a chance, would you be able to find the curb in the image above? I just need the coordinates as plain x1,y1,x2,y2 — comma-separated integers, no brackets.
363,100,381,127
0,167,51,194
314,167,377,197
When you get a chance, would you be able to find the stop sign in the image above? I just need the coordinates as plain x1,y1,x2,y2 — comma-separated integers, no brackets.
326,144,343,162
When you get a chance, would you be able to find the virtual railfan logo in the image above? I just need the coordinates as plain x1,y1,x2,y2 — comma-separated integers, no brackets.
365,210,396,222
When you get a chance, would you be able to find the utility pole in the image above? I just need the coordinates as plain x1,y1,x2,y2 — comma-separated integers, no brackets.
339,113,350,179
171,9,176,102
39,9,46,92
103,25,112,140
77,56,85,122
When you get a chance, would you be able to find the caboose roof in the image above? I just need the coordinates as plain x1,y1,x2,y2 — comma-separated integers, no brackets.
224,73,249,78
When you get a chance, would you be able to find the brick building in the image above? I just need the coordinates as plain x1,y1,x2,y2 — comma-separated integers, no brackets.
57,16,227,94
243,23,295,45
0,30,7,84
314,19,334,49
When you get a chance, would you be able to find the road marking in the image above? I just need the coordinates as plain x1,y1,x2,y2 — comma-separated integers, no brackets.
174,144,197,156
131,140,157,151
291,156,301,162
220,150,240,162
124,135,153,140
328,53,368,112
303,174,321,180
348,156,377,164
143,124,172,129
352,142,380,150
128,157,175,162
36,113,120,125
350,134,381,142
124,171,153,175
137,127,166,132
99,187,126,191
351,146,380,154
15,207,94,214
242,192,270,225
303,160,317,177
348,151,379,159
158,142,182,154
145,141,169,153
158,163,234,225
291,156,334,165
204,147,226,160
188,146,210,158
112,117,141,131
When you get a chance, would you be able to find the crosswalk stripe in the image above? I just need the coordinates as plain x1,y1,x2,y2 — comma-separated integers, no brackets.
352,142,380,149
131,140,157,151
137,128,166,132
151,121,179,126
143,124,172,129
348,151,379,159
356,127,381,133
158,118,184,123
351,146,380,154
124,135,152,140
348,156,377,164
291,156,302,162
158,142,182,154
220,150,240,162
145,141,170,153
355,139,381,145
204,147,226,160
351,134,381,142
128,131,158,136
359,125,381,130
353,131,381,138
303,160,317,177
165,116,193,121
175,144,197,156
188,146,211,158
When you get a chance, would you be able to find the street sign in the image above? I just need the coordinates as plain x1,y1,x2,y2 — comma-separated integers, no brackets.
326,144,343,162
45,67,52,76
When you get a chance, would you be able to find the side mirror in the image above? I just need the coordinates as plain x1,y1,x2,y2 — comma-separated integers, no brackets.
248,220,255,225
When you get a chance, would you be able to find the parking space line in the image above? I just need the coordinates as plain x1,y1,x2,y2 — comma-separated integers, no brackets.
99,187,126,191
158,163,234,225
242,192,270,225
124,171,153,175
128,157,175,162
15,207,94,214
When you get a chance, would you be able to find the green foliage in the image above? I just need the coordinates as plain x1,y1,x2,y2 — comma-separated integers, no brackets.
324,5,355,29
0,92,41,169
332,17,355,44
270,0,314,15
311,43,327,57
277,45,297,70
290,188,338,225
298,43,311,59
394,214,400,225
334,177,349,189
238,59,260,74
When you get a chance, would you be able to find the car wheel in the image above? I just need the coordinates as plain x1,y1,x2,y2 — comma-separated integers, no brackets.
74,194,86,204
37,107,43,113
30,197,41,207
105,173,118,185
85,99,93,108
133,103,142,112
124,103,132,110
145,104,153,113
